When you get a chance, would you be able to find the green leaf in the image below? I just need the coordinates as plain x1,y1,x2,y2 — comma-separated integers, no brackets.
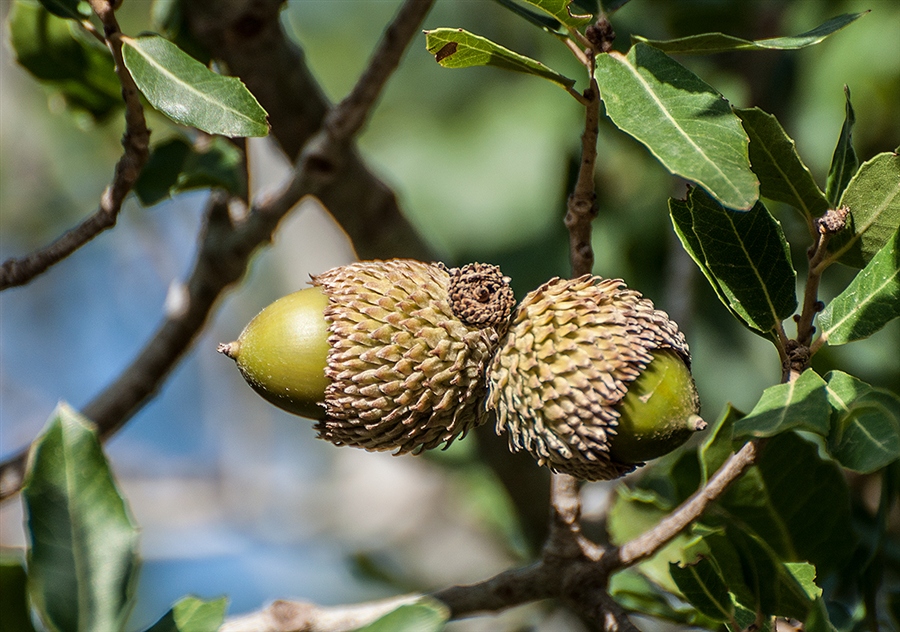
516,0,593,27
608,486,696,593
826,152,900,268
818,227,900,345
669,557,733,621
135,136,246,206
351,599,449,632
805,598,838,632
492,0,562,32
596,44,758,210
38,0,90,20
23,403,140,632
826,86,858,207
733,370,830,438
145,596,228,632
735,107,830,221
0,555,37,632
122,34,269,137
784,563,822,601
423,28,575,89
827,388,900,474
699,404,744,484
609,570,706,625
718,432,854,575
633,13,867,54
669,187,797,335
824,370,872,425
9,1,121,121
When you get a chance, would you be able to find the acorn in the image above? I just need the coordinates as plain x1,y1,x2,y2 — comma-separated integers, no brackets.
486,275,704,481
219,259,516,454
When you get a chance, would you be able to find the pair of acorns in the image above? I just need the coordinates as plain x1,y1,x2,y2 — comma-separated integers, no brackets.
218,260,705,481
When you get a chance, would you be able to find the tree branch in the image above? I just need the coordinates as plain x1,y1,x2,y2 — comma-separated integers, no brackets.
565,76,601,278
183,0,433,261
0,0,150,290
603,439,763,571
0,0,436,503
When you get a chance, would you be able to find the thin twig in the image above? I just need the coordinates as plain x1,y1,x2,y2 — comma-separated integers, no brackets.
603,439,763,571
0,0,436,503
0,1,150,291
565,76,601,278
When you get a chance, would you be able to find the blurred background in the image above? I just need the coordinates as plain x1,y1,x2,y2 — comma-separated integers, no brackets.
1,0,898,629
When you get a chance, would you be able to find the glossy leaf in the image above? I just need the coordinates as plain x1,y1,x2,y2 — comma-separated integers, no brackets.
9,1,121,120
596,44,758,210
145,596,228,632
135,136,246,206
23,403,140,632
517,0,593,27
826,86,858,207
733,369,830,438
826,152,900,268
699,404,744,484
669,557,733,621
736,107,830,221
633,13,866,54
818,227,900,345
122,35,269,137
424,28,575,88
669,187,796,335
0,555,37,632
824,370,872,416
351,599,449,632
39,0,89,20
827,388,900,474
718,432,854,575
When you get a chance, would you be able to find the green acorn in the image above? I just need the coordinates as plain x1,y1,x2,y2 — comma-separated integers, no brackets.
219,259,516,454
486,275,704,481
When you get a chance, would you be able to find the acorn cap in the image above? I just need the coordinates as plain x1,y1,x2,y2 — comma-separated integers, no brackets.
313,259,515,454
486,275,698,481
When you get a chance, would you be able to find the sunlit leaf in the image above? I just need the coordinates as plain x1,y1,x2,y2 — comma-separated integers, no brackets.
735,107,830,221
826,86,858,207
596,44,758,210
827,388,900,473
145,596,228,632
634,13,867,54
122,34,269,137
23,403,140,632
9,1,121,120
0,555,37,632
826,152,900,268
669,187,796,335
424,28,575,88
518,0,593,28
733,369,830,438
818,227,900,345
351,599,449,632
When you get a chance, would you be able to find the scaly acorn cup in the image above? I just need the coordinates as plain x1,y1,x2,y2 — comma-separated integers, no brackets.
219,260,516,454
486,275,705,481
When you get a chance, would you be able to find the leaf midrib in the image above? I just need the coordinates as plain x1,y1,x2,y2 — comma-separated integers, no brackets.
822,263,900,342
609,50,745,202
827,163,900,264
124,37,258,127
